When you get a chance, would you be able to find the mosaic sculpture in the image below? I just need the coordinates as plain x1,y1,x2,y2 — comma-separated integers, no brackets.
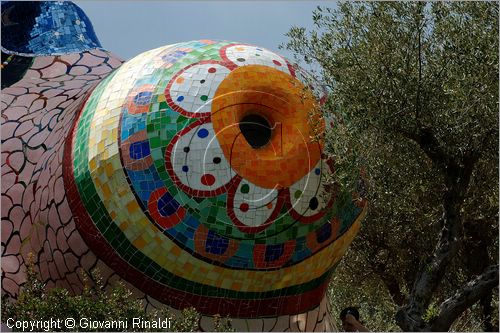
1,1,367,331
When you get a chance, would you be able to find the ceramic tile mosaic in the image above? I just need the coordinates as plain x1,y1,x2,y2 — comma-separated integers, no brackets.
66,40,367,315
1,0,368,327
1,1,101,56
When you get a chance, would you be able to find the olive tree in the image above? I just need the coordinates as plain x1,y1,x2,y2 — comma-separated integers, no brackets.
284,2,498,331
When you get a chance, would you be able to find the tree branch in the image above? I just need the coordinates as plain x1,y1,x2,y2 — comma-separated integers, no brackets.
416,23,422,123
395,211,461,331
480,292,497,332
398,127,451,172
395,139,479,331
430,264,499,331
345,36,375,89
379,269,407,306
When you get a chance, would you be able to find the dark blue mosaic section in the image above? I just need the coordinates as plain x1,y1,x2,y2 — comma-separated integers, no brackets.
127,166,163,203
205,230,229,255
158,192,180,217
265,244,284,262
1,1,102,56
129,141,151,159
316,222,332,243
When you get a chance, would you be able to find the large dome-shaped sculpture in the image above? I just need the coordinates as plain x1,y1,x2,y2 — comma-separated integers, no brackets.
64,40,367,317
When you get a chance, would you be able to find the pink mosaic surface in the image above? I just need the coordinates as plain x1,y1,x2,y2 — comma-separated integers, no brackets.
2,50,123,297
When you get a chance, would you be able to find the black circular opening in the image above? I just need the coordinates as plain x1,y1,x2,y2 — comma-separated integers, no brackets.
239,114,272,149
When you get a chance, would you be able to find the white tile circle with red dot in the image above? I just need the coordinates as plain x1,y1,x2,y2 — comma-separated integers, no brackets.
170,122,235,192
232,180,280,227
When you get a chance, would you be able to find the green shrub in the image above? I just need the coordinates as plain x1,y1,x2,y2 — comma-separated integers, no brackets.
2,255,233,332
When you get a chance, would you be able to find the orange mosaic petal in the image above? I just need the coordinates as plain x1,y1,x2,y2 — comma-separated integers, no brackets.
211,65,324,189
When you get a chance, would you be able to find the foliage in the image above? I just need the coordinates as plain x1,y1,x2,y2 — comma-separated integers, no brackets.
284,1,498,331
422,302,440,323
212,314,234,333
2,255,234,332
328,259,400,331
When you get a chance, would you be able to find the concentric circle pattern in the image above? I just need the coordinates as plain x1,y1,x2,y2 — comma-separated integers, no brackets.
64,40,368,317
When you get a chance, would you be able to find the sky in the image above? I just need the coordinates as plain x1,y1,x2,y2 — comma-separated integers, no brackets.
75,0,335,61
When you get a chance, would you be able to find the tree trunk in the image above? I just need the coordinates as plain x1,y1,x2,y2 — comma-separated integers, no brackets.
395,129,483,331
430,264,499,331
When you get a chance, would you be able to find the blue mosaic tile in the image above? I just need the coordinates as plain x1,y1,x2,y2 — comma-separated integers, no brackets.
1,1,101,56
